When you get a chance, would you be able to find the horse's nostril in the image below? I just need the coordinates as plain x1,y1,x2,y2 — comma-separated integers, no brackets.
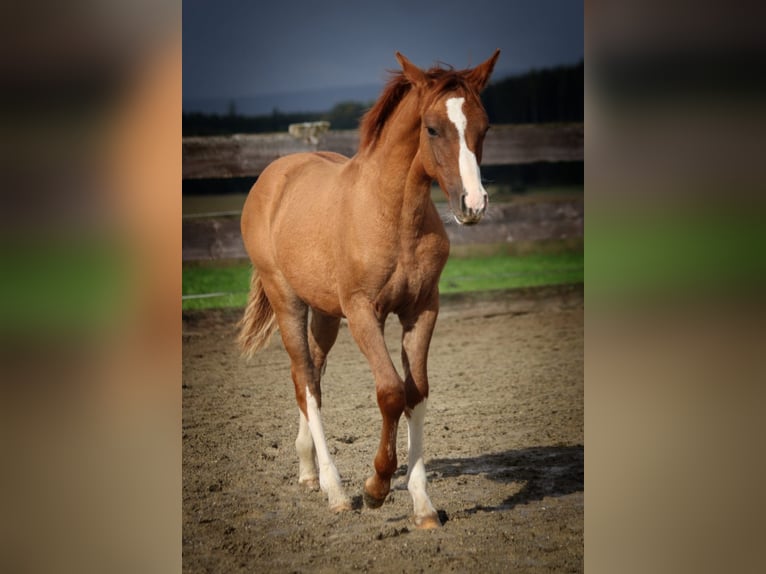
460,194,467,213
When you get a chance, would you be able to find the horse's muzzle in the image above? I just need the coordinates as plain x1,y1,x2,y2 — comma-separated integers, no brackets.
456,192,488,225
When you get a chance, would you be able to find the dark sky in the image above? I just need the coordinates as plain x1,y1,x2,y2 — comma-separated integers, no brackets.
183,0,583,102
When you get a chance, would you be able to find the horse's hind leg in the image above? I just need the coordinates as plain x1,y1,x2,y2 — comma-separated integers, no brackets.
308,308,342,391
295,309,341,492
400,304,441,529
266,284,350,512
295,411,319,490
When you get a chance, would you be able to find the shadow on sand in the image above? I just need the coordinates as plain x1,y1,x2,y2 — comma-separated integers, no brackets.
426,444,583,517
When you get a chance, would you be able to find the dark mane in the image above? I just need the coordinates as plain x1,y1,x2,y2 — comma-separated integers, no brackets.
358,65,476,151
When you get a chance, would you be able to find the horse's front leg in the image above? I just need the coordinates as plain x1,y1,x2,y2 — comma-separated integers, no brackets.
400,300,441,529
345,301,405,508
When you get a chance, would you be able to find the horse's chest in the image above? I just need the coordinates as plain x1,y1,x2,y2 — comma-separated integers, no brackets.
380,247,447,313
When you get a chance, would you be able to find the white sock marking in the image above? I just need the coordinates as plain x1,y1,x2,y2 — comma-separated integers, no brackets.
446,97,487,212
305,387,349,509
407,399,437,520
295,411,317,485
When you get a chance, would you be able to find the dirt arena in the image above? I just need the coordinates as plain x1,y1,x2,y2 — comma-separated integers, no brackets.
182,284,583,573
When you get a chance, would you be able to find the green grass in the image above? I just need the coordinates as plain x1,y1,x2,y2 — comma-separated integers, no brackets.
439,252,583,294
182,264,251,310
182,251,583,311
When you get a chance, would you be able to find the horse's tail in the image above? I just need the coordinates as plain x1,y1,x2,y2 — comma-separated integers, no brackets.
237,269,278,359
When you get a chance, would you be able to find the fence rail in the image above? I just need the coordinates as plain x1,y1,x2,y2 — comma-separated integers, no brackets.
182,199,584,262
182,123,583,180
182,122,584,261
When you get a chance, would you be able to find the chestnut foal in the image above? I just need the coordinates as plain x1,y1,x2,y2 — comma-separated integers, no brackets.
239,50,499,528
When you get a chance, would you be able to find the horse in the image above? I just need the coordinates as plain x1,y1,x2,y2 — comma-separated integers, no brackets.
238,50,500,529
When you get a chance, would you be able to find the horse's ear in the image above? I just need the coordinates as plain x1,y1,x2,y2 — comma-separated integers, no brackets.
467,49,501,92
396,52,427,87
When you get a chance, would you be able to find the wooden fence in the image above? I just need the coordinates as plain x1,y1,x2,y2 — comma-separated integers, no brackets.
182,123,583,180
182,123,583,261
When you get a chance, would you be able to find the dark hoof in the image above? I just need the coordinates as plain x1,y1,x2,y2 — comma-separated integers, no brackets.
362,489,386,509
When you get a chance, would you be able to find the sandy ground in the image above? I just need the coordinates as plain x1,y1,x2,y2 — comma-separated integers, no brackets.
182,285,583,573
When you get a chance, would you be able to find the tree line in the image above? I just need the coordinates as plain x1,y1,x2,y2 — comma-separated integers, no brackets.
482,60,583,124
183,60,583,137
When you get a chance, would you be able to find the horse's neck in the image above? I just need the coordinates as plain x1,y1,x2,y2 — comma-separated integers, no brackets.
359,96,434,236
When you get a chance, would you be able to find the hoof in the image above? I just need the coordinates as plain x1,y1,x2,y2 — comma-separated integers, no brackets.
414,513,441,530
299,477,320,491
362,489,386,509
330,497,353,513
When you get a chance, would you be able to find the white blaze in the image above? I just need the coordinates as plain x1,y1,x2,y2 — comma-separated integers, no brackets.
446,97,487,212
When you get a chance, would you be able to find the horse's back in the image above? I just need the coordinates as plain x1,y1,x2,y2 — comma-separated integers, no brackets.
241,151,351,312
242,151,349,249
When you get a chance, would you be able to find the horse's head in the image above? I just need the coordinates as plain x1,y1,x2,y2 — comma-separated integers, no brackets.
397,50,500,225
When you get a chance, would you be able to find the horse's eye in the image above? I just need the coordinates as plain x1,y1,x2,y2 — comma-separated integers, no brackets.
426,126,438,137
